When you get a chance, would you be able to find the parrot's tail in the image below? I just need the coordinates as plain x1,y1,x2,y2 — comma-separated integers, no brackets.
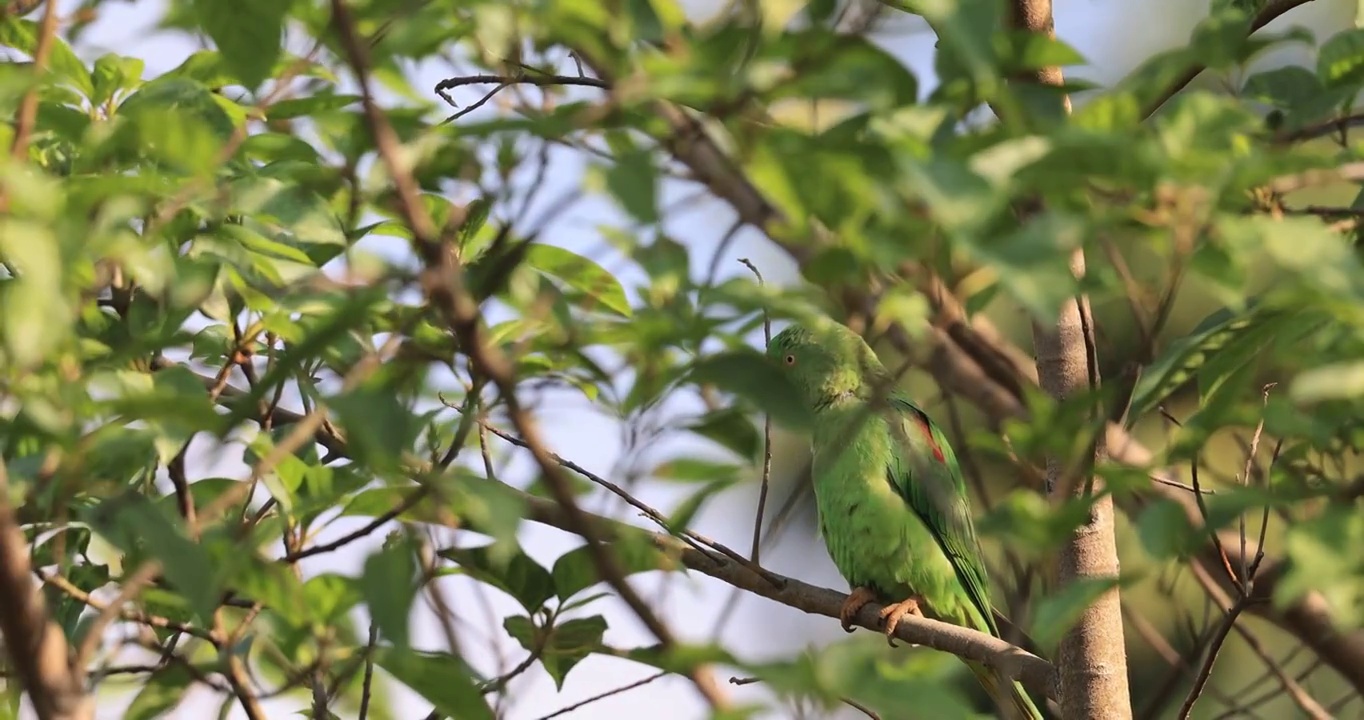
967,661,1044,720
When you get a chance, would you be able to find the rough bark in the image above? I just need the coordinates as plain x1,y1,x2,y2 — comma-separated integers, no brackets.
1011,1,1133,716
1033,251,1134,720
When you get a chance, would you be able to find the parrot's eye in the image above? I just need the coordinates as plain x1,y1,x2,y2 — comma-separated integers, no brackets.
784,354,796,365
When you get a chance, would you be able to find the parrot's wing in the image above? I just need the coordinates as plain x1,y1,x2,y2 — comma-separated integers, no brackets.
885,395,999,635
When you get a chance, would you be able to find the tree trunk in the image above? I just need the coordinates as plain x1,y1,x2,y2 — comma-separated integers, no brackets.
1032,250,1133,719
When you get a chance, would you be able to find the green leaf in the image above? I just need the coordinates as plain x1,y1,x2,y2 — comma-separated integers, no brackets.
1135,499,1201,560
748,640,976,718
267,93,361,119
304,573,363,627
766,32,919,109
1292,361,1364,403
90,54,145,106
1128,303,1275,421
376,648,493,720
683,407,761,462
524,243,632,318
0,17,93,97
667,478,736,531
329,385,420,473
1243,66,1322,109
85,493,221,621
438,545,555,612
118,76,237,139
653,458,743,484
1029,577,1123,652
688,350,809,431
1279,506,1364,626
190,0,291,88
1319,28,1364,88
124,666,193,720
503,614,607,690
605,150,658,223
362,541,419,648
551,534,671,601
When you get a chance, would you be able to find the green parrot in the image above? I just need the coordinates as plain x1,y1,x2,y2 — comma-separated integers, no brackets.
767,320,1043,720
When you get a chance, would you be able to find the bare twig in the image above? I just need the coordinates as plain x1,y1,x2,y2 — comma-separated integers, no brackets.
358,624,378,720
730,677,882,719
1237,384,1274,594
1176,592,1253,720
535,671,668,719
738,257,774,567
282,488,429,562
477,420,785,587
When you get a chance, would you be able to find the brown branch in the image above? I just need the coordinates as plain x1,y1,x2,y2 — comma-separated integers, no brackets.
1274,113,1364,145
7,0,58,161
1176,592,1253,719
327,0,729,710
72,562,162,676
1186,561,1333,720
1267,160,1364,195
1140,0,1322,119
215,607,267,720
0,463,91,720
282,488,430,562
521,488,1058,700
434,72,608,109
545,3,1364,703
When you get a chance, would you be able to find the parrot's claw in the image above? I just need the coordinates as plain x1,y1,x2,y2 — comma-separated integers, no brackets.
838,586,879,633
878,595,925,647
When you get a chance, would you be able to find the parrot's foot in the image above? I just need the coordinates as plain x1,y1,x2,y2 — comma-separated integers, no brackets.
838,586,880,633
878,596,925,647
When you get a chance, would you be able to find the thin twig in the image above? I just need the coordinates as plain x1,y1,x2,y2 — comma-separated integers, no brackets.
283,488,429,562
738,258,774,567
434,72,607,103
1237,384,1274,593
477,419,789,586
358,624,378,720
730,676,883,719
535,671,668,719
1176,593,1252,720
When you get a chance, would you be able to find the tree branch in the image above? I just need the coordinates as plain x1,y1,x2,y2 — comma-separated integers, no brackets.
1140,0,1322,118
327,0,729,710
552,1,1364,700
0,463,92,720
493,485,1061,703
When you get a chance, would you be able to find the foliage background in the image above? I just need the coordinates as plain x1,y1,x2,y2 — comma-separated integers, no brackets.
2,0,1363,719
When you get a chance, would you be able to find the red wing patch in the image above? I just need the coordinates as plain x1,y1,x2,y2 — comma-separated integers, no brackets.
912,413,946,463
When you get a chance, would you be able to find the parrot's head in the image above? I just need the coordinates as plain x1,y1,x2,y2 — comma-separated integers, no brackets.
767,321,886,411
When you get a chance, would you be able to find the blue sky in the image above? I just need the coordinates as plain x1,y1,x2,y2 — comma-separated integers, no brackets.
46,0,1355,718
